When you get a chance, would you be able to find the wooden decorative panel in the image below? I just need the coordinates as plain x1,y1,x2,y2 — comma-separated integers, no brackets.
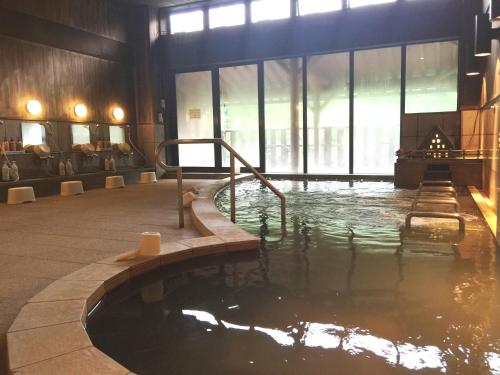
0,0,128,42
0,36,132,123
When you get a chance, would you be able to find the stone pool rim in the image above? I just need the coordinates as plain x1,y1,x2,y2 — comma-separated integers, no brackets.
6,177,259,374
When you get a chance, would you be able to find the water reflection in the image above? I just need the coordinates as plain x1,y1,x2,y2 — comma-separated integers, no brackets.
87,180,499,375
182,308,451,372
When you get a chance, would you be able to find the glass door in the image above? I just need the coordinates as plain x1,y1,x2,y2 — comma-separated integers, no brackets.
264,58,304,173
353,47,401,174
307,53,350,174
176,71,215,167
220,64,260,168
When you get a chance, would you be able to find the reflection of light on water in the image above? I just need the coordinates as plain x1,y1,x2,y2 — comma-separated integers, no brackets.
487,352,500,374
221,320,250,330
182,310,218,326
303,322,342,349
254,326,295,346
343,330,398,365
183,309,449,372
398,343,445,371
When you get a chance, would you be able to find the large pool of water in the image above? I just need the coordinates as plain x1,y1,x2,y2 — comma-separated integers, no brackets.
87,180,500,374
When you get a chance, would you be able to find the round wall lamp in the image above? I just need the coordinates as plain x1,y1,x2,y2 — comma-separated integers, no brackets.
74,103,88,118
112,107,125,121
26,99,42,116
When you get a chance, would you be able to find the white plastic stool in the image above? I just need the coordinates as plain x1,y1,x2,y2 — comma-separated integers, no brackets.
140,172,157,184
105,176,125,189
7,187,36,205
60,181,84,196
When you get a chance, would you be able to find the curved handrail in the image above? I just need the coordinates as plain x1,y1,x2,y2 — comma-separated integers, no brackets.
155,138,286,234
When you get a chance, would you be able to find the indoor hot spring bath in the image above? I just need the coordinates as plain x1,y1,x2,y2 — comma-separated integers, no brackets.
87,180,500,375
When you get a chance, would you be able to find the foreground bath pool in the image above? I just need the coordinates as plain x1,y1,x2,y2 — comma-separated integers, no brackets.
87,180,500,374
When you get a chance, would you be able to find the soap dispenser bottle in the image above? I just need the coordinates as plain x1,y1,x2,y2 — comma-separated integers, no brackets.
3,137,9,152
66,159,74,176
110,155,116,172
58,159,66,177
2,161,10,181
104,156,110,171
10,161,18,181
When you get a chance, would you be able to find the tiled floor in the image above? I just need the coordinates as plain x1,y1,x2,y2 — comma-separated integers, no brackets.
0,179,209,374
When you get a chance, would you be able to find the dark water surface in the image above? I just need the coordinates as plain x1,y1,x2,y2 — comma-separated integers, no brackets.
87,180,500,374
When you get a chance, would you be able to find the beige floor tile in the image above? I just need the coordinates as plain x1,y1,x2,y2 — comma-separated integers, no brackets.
29,280,104,304
8,300,86,333
61,263,130,286
0,254,83,281
10,347,129,375
0,277,54,301
7,322,91,369
179,235,225,249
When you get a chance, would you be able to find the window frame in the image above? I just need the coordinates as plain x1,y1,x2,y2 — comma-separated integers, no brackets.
209,2,246,29
296,0,343,16
165,39,460,175
403,40,459,115
250,0,292,23
169,9,205,35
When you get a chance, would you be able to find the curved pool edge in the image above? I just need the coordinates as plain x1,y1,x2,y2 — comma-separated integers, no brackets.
5,176,260,375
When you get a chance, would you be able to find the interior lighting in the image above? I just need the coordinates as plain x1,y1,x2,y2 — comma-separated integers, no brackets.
112,107,125,121
74,103,88,118
466,45,481,76
26,99,42,116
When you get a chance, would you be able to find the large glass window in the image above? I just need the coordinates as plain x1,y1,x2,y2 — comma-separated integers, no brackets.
307,53,350,173
405,41,458,113
209,4,245,29
298,0,342,15
176,71,214,167
251,0,290,23
349,0,396,7
220,65,260,167
170,10,203,34
264,58,303,173
354,47,401,174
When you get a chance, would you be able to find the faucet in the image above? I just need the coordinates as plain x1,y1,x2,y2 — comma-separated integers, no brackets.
41,121,62,157
122,124,147,162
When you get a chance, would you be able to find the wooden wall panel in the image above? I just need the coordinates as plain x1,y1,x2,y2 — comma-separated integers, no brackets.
0,36,131,123
0,0,128,42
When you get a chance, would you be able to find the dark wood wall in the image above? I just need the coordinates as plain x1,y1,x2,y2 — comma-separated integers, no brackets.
0,0,128,42
0,0,134,124
0,35,130,122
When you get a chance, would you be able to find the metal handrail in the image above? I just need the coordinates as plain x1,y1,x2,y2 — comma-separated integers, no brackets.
155,138,286,234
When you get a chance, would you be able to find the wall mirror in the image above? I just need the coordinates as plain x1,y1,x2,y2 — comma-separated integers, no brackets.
71,124,91,145
21,122,46,146
109,126,125,144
